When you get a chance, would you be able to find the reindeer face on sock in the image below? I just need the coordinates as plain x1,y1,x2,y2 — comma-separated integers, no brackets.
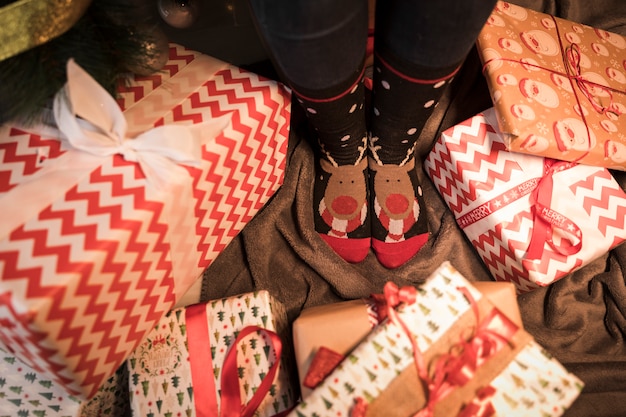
369,158,416,220
320,158,368,221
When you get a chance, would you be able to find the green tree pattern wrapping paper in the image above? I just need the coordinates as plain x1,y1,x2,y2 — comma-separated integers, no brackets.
0,348,81,417
289,262,583,417
127,291,295,417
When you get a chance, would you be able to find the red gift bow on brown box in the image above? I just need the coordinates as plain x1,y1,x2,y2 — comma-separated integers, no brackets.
345,282,529,417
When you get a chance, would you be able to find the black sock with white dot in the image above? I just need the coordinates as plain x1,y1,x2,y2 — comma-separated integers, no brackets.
294,77,371,263
368,53,458,268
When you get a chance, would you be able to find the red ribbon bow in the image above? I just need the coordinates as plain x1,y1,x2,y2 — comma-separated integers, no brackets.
414,287,515,417
564,42,615,116
525,158,582,260
352,284,517,417
185,303,286,417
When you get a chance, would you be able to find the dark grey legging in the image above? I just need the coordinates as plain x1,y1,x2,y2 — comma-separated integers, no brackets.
246,0,497,93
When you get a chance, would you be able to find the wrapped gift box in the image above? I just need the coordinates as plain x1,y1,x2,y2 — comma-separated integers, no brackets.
79,365,129,417
476,1,626,170
424,107,626,293
0,347,82,417
292,281,521,398
0,43,291,398
0,348,129,417
127,291,296,417
292,298,379,399
288,262,584,417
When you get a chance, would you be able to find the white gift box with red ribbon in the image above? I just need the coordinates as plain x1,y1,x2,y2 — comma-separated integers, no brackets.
425,107,626,293
127,291,296,417
0,44,291,398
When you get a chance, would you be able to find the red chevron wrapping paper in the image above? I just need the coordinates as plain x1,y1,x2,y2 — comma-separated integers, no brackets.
0,43,291,398
425,107,626,293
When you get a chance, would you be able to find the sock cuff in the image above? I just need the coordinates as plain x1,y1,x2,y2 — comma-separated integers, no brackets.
375,52,460,84
291,66,366,103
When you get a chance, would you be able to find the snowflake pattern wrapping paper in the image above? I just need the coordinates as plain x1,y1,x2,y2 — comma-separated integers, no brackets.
477,1,626,169
288,262,583,417
0,43,291,398
424,107,626,293
127,291,296,417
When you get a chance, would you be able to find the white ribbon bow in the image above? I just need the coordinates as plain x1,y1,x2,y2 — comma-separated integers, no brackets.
53,59,229,190
1,58,232,292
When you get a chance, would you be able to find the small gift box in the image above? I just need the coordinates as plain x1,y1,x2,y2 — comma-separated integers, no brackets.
0,44,290,398
476,1,626,169
292,298,380,398
0,347,82,417
424,107,626,293
127,291,296,417
288,262,584,417
292,281,521,398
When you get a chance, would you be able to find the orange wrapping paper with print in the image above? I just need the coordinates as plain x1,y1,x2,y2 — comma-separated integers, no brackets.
476,1,626,170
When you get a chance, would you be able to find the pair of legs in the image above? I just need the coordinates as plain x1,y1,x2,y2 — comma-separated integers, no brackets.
248,0,496,268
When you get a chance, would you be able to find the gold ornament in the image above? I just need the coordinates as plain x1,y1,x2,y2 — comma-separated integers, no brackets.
0,0,92,61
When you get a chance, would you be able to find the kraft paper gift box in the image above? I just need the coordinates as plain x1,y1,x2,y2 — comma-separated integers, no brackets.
424,107,626,293
292,281,521,398
127,291,296,417
476,1,626,170
0,43,290,398
288,262,584,417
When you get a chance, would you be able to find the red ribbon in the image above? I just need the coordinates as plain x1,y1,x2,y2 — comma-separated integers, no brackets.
351,282,426,417
525,158,582,260
457,385,497,417
414,287,516,417
302,346,346,389
185,304,284,417
186,304,219,416
369,283,428,384
564,43,614,116
352,284,518,417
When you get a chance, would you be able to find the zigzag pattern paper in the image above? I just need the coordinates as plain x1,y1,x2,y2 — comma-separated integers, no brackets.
425,108,626,293
0,44,291,398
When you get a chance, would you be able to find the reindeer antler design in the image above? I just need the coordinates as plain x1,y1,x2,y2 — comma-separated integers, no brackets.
368,133,415,167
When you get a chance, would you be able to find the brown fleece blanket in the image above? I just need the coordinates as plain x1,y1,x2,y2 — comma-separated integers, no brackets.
198,1,626,415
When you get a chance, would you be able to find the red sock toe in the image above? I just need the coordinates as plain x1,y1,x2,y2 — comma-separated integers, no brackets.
320,234,371,263
371,232,428,269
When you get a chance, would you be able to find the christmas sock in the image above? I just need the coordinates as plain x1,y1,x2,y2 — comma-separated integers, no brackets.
368,53,458,268
297,76,371,263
